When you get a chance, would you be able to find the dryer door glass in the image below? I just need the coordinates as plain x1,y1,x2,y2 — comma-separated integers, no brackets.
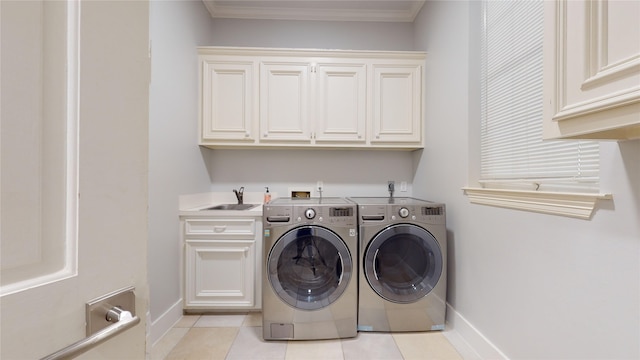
268,225,353,311
364,224,442,303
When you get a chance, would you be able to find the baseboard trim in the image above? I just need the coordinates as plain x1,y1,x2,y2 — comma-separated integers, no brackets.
445,303,509,359
149,298,184,347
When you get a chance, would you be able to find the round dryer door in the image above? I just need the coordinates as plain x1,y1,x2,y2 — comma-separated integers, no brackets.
268,225,353,311
364,224,443,304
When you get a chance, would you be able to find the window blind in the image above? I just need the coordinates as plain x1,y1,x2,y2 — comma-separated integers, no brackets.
480,0,599,193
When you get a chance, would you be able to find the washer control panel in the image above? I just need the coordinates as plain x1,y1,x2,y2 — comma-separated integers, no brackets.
264,204,356,227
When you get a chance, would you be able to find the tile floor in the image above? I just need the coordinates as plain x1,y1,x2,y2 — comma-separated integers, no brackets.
150,313,471,360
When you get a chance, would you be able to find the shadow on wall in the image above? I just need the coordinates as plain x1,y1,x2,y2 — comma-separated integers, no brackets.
619,140,640,206
202,148,418,187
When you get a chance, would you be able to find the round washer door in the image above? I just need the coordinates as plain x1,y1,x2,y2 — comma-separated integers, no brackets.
364,224,442,304
268,225,353,311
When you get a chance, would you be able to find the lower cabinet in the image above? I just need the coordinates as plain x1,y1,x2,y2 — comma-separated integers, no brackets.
182,217,262,310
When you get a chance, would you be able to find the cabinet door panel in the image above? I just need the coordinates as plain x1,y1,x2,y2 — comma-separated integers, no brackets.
371,64,422,144
201,60,255,141
185,240,255,308
315,64,366,143
544,0,640,139
260,62,310,142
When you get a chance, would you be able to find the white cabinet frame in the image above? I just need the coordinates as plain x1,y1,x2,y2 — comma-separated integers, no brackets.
543,0,640,140
181,216,262,311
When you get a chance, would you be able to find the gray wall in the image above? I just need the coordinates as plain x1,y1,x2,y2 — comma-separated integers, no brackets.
148,0,215,329
413,1,640,358
208,18,414,50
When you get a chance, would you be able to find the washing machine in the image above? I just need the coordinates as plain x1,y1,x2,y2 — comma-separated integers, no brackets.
349,197,446,332
262,197,358,340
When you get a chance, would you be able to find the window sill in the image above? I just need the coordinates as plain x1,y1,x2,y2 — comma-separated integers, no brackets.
462,187,612,219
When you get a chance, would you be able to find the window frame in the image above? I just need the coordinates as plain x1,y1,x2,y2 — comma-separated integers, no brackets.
463,0,611,219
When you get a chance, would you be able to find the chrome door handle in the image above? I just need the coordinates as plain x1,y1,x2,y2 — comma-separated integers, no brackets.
40,287,139,360
40,307,140,360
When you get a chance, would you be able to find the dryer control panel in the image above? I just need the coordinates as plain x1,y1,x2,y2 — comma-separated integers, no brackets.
389,204,446,225
354,197,446,226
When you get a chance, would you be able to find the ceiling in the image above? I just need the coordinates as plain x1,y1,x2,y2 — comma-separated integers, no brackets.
202,0,426,22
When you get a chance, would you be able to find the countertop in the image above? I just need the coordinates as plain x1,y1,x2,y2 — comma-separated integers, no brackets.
179,191,277,217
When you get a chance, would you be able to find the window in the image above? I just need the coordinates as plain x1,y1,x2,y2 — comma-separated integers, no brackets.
464,0,610,219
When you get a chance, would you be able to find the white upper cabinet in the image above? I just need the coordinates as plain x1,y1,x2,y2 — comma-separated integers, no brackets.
371,63,422,144
315,63,367,143
260,61,311,142
200,59,257,143
543,0,640,140
198,47,425,149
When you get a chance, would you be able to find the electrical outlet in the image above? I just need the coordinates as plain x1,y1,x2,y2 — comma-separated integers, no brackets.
400,181,407,192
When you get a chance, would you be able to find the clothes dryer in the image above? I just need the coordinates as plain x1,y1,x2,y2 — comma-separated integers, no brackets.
262,197,358,340
350,197,446,332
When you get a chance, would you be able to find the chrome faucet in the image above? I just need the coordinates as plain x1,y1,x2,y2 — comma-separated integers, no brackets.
233,187,244,204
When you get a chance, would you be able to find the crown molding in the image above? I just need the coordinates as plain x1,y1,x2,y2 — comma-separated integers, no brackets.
202,1,425,22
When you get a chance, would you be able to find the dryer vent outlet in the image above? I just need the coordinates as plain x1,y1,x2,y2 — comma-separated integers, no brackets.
291,190,311,198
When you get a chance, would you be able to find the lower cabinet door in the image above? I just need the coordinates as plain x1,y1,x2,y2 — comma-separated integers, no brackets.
185,239,256,309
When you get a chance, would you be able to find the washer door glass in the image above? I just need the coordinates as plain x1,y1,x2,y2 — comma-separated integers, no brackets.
268,225,353,311
364,224,442,303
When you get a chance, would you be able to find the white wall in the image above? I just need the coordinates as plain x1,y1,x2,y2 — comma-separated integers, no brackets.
148,0,215,340
413,1,640,359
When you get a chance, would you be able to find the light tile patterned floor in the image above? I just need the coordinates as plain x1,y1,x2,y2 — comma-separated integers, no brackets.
151,313,468,360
